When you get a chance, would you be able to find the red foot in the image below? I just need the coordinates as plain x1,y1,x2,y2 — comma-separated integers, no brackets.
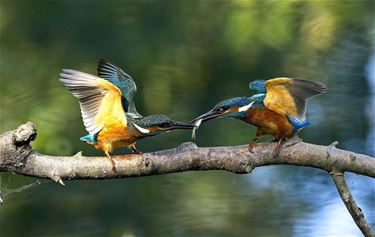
273,137,284,158
248,143,257,153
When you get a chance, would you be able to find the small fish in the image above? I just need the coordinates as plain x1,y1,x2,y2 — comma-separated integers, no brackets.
192,77,327,154
59,59,194,172
192,118,202,140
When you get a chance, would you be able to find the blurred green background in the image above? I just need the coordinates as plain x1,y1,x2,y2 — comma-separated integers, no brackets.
0,1,374,236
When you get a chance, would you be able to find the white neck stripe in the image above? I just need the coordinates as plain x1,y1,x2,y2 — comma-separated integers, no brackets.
239,101,254,112
133,122,150,134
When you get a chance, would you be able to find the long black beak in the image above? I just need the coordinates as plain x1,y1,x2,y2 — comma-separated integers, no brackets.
168,121,194,130
191,109,224,123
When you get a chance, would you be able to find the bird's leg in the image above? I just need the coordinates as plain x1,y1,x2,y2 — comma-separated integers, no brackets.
283,135,302,148
273,137,285,158
248,136,259,153
104,151,116,172
130,144,142,154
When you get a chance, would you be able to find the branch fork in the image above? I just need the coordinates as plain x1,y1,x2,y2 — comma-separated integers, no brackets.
0,122,374,236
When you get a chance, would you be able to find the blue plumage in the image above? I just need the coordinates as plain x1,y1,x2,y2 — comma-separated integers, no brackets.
97,59,141,118
193,77,327,157
214,97,251,109
249,80,266,93
287,115,310,133
249,93,266,104
222,95,266,119
80,133,98,144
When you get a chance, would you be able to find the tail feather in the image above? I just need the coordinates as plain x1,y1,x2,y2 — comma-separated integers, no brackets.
80,133,98,144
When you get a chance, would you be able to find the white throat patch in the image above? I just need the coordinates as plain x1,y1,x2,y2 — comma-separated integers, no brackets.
239,101,255,112
133,122,150,134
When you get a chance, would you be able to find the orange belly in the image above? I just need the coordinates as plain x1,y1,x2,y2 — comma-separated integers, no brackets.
243,108,293,139
94,123,142,152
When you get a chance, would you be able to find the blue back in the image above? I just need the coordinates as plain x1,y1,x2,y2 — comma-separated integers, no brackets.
215,97,251,109
249,80,266,93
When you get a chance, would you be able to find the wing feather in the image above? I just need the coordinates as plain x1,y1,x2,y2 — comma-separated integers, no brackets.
264,78,327,120
59,69,126,135
97,59,141,118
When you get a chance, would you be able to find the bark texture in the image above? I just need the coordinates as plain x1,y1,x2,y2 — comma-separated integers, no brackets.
0,122,374,236
331,173,375,237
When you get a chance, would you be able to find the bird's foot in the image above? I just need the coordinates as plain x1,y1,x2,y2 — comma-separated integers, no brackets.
273,137,285,158
248,136,259,153
283,136,302,148
131,144,143,155
110,160,117,173
105,151,117,172
248,142,257,153
132,150,143,155
273,148,281,158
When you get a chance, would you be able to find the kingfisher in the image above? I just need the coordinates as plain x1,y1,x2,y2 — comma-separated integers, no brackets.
59,59,193,171
192,77,327,154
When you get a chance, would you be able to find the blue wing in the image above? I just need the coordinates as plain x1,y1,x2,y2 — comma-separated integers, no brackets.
97,58,141,118
249,80,266,93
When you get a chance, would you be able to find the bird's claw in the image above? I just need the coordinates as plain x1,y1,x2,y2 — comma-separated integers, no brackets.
105,151,117,172
272,148,281,159
248,136,259,153
272,137,285,158
248,143,256,153
110,160,117,172
283,136,302,148
131,144,142,155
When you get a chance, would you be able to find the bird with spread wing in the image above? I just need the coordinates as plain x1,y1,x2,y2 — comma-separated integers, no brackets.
192,77,327,154
59,59,193,171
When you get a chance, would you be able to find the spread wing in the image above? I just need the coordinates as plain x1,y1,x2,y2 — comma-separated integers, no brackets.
97,59,141,118
59,69,127,135
264,77,327,120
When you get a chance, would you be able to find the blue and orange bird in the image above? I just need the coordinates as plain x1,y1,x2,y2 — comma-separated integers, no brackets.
192,78,327,153
59,59,193,171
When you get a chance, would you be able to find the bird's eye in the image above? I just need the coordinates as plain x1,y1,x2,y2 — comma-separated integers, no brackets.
218,106,228,112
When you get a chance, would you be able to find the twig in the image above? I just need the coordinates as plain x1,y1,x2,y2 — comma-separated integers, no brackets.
1,180,44,198
331,172,375,237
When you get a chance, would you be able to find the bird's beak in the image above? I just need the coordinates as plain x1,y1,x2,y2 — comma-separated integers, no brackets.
191,109,224,123
168,121,194,130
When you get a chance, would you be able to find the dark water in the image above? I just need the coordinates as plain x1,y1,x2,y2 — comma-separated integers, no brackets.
0,1,374,236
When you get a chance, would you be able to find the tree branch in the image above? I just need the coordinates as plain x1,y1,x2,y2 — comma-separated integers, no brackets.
1,122,374,180
331,173,375,237
1,122,374,236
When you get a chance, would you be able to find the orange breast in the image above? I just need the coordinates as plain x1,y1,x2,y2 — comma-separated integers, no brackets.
243,108,294,139
94,119,142,152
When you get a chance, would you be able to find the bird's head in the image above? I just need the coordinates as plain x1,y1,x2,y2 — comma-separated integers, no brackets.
132,114,194,135
192,94,265,123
